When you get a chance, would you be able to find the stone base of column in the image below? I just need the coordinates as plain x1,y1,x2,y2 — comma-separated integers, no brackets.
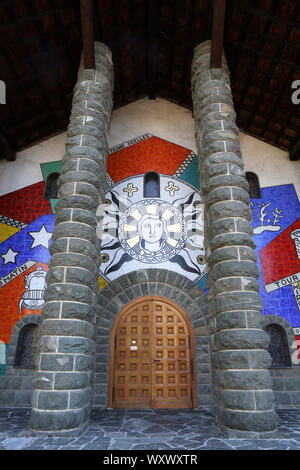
29,408,90,437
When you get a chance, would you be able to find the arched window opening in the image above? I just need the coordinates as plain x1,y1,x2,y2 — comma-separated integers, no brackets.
144,172,160,198
14,324,39,369
44,172,60,199
245,172,261,198
265,323,291,368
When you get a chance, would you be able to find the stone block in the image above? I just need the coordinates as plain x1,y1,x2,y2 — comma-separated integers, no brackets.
52,221,97,244
214,291,263,314
212,350,251,370
37,391,69,410
254,390,275,410
74,354,95,371
219,408,278,432
69,388,92,408
216,369,273,390
15,390,33,406
54,372,89,392
47,284,95,307
213,329,269,351
49,253,99,275
32,372,54,390
42,319,94,339
58,337,95,355
54,194,98,212
40,353,74,372
216,389,256,410
29,407,89,432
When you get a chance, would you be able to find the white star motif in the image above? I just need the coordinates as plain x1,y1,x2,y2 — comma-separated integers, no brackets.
28,224,52,249
1,247,19,265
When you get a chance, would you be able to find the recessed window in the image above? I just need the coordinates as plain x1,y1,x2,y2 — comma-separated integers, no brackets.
265,323,291,368
44,172,60,199
245,172,261,198
14,324,39,369
144,172,160,198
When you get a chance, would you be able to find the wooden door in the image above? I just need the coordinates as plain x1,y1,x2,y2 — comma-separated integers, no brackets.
110,296,196,409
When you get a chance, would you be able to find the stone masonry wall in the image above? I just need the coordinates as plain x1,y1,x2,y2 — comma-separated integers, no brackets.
263,315,300,408
191,41,278,437
29,42,113,436
0,314,42,407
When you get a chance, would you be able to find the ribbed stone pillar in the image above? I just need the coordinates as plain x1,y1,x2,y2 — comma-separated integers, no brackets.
191,41,278,437
29,42,113,436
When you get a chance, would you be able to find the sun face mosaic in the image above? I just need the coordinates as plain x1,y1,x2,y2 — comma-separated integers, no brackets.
99,174,205,283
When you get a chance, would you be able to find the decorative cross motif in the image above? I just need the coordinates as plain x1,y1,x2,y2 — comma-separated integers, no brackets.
165,181,179,197
123,183,138,197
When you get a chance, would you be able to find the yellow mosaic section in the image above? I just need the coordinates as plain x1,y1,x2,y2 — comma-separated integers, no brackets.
98,275,108,293
0,222,20,243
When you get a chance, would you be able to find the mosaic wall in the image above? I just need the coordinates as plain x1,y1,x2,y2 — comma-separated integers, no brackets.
0,133,299,375
250,184,300,342
0,183,54,375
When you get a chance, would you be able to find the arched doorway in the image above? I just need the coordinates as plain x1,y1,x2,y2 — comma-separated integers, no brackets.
108,296,197,409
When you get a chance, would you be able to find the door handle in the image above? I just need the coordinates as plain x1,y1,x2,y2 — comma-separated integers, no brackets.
154,359,161,362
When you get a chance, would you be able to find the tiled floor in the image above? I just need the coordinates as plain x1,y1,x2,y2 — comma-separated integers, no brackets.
1,407,300,450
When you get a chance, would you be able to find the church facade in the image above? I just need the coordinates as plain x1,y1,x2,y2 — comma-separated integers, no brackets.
0,41,299,438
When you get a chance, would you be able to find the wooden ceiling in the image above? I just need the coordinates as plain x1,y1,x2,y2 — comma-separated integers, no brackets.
0,0,299,160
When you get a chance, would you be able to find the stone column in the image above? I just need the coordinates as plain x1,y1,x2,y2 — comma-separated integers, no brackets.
191,41,278,437
29,42,113,436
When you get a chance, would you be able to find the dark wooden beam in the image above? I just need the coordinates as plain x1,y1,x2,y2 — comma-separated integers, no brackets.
80,0,95,69
210,0,226,69
0,128,16,161
147,0,159,99
290,140,300,161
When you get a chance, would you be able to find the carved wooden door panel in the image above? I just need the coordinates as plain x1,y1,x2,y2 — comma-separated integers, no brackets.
113,300,152,408
152,299,192,409
112,297,195,409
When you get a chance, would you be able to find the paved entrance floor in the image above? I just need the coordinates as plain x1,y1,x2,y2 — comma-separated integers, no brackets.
0,407,300,450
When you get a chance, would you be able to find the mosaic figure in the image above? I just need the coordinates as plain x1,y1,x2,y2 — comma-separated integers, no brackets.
19,266,47,314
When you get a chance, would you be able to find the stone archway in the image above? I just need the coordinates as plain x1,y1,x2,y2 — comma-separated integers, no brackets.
94,269,211,409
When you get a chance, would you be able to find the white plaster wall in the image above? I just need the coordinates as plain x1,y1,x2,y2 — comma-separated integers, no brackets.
0,97,299,197
0,131,66,196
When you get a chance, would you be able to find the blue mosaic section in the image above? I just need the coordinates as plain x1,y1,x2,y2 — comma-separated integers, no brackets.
251,184,300,327
197,276,207,292
0,214,54,278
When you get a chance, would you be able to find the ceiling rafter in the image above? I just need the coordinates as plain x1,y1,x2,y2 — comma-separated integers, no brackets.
210,0,226,68
0,0,298,157
80,0,95,69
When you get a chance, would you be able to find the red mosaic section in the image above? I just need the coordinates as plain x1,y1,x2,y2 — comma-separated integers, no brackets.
0,181,51,224
0,262,48,344
295,335,300,361
107,136,191,183
260,218,300,286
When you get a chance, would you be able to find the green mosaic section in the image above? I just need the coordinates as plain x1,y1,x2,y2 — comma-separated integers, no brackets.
179,155,200,190
40,160,63,182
